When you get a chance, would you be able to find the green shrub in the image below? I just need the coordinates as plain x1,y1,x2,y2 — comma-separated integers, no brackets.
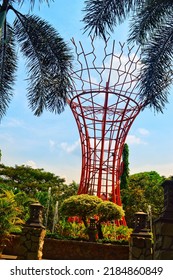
97,201,124,222
60,194,102,227
0,189,24,246
96,201,124,239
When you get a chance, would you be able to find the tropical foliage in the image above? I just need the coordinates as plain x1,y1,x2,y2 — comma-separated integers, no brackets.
96,201,124,239
53,218,88,241
51,219,131,243
83,0,173,113
0,188,24,246
101,224,132,243
0,163,78,230
121,171,165,227
0,163,67,195
60,194,124,239
0,160,167,242
0,0,73,120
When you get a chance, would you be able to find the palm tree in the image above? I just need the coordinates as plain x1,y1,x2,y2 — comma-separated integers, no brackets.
0,0,73,120
83,0,173,113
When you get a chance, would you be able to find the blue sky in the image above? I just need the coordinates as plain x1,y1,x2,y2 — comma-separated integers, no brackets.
1,0,173,184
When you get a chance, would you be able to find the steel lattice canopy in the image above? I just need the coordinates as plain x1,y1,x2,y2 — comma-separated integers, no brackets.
68,37,143,225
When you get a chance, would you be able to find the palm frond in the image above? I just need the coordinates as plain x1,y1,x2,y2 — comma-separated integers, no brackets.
129,0,173,44
139,16,173,112
14,13,73,116
8,0,53,9
0,23,17,120
82,0,143,39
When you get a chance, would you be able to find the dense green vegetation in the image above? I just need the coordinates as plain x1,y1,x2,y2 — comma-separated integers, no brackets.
0,163,78,231
121,171,165,227
0,188,24,246
60,194,124,239
0,162,166,241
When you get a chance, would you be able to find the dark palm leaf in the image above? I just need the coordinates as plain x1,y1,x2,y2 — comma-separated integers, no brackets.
82,0,173,113
0,23,17,119
129,0,173,44
3,1,53,7
14,13,73,116
15,0,53,10
139,16,173,112
83,0,143,39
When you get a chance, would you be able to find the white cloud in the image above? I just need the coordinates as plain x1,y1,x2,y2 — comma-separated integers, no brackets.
126,134,145,145
49,139,56,151
24,160,38,169
138,128,150,136
131,162,173,178
103,51,142,91
0,133,14,144
2,118,24,128
60,139,80,153
91,76,99,86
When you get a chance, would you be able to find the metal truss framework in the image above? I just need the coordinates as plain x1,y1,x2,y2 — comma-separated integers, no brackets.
68,38,143,225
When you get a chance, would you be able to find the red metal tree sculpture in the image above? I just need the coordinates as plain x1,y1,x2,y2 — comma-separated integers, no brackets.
68,38,142,224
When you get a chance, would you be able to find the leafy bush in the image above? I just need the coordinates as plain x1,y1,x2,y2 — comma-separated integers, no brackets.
47,219,131,244
60,195,125,240
97,201,124,222
96,201,124,239
60,194,102,227
54,218,88,241
0,189,24,246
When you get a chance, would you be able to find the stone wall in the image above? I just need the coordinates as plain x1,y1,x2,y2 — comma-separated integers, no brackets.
4,235,129,260
3,235,20,256
17,226,46,260
129,235,153,260
43,239,129,260
153,218,173,259
153,179,173,260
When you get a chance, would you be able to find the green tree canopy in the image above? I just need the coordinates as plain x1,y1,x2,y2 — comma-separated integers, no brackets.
0,163,78,230
0,163,66,195
121,171,165,227
96,200,124,239
97,201,124,223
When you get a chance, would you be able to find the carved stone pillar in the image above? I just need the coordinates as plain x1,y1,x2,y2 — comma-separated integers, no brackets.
17,202,46,260
129,211,153,260
153,179,173,259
